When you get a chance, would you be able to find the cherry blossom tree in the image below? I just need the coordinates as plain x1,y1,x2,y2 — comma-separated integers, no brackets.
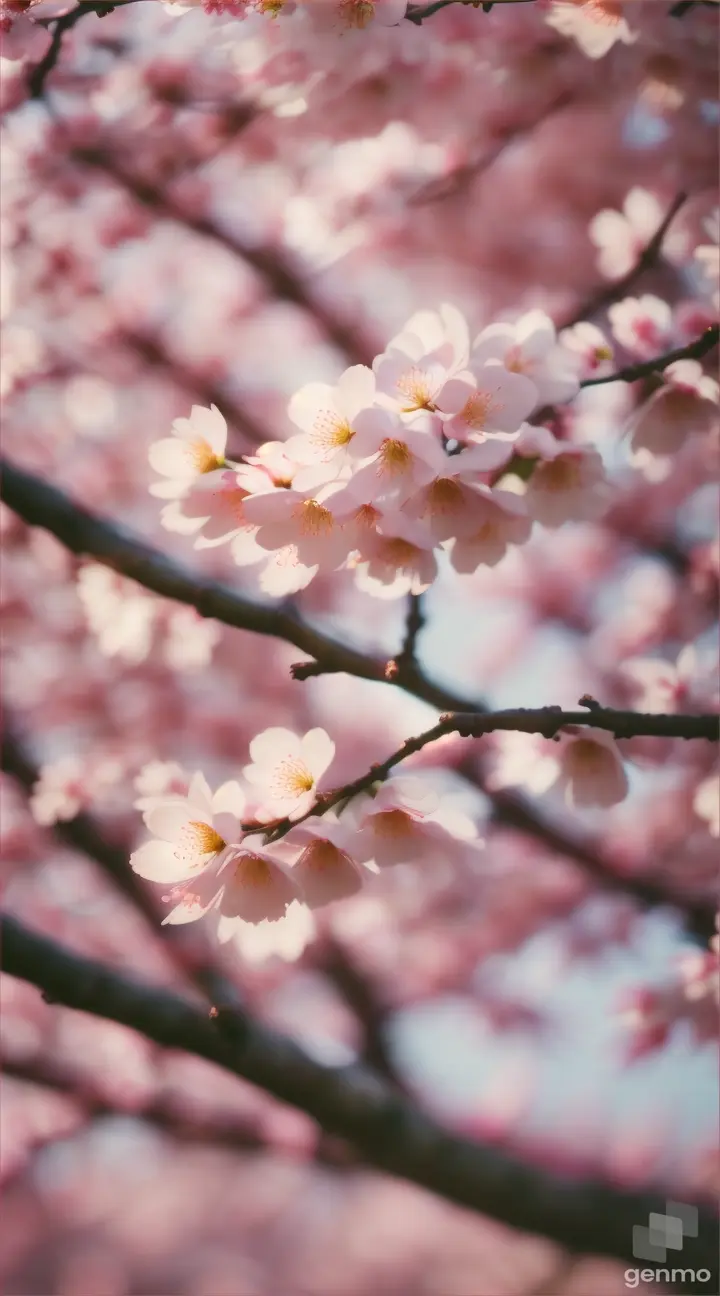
1,2,718,1294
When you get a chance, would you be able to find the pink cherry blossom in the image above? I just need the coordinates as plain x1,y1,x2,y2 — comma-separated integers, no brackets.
345,408,447,506
284,364,376,482
160,468,258,548
284,818,365,907
402,442,516,544
516,424,610,526
241,482,357,571
543,1,638,62
607,295,673,360
471,310,579,407
29,754,121,826
589,187,665,280
212,836,304,933
148,404,228,500
349,776,480,870
133,761,190,811
0,4,51,64
243,726,335,820
373,304,470,418
76,564,157,665
558,321,614,381
441,361,538,444
621,645,715,714
629,359,719,457
556,727,629,809
449,486,532,572
352,514,438,599
130,772,246,883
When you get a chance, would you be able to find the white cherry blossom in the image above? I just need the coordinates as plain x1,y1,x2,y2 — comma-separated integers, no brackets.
243,726,335,821
130,773,246,883
472,310,579,407
148,404,228,500
556,727,629,809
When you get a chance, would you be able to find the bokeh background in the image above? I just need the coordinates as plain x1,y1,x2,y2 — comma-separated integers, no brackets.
1,2,718,1294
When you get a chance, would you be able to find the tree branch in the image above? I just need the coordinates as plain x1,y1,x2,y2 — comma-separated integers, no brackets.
580,325,719,388
3,458,717,940
262,704,720,840
560,191,688,331
3,914,717,1277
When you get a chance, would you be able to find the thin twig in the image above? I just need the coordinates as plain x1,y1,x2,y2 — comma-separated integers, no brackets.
580,325,719,388
261,703,720,841
560,191,688,331
3,913,717,1273
4,462,716,937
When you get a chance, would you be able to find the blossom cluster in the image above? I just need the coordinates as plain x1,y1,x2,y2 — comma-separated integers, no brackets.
149,287,718,598
150,305,613,598
130,725,483,939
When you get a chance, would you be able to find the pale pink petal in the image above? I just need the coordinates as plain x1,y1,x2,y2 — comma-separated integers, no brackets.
130,839,184,882
144,801,207,841
247,727,302,769
212,780,247,818
300,728,335,780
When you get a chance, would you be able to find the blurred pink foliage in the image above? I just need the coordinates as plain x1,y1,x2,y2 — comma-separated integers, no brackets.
1,1,718,1293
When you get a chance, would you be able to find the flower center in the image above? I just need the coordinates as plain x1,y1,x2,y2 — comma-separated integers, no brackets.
379,438,411,474
372,809,415,838
273,758,315,798
189,438,225,474
396,368,435,413
536,456,581,492
235,853,272,887
174,820,226,865
426,477,463,514
295,499,335,537
382,538,421,569
310,410,354,453
459,390,498,430
298,839,348,872
504,345,528,375
338,0,375,28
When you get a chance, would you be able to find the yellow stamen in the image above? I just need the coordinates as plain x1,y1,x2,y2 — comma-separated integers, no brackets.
459,391,498,430
310,410,354,453
189,439,225,474
272,758,315,798
396,367,435,413
174,820,226,865
294,499,335,537
338,0,375,28
379,438,411,474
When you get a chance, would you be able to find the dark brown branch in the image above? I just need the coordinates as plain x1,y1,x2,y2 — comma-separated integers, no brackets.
263,704,719,840
560,191,688,331
3,914,717,1276
446,705,720,744
385,593,426,681
581,325,719,388
3,458,716,940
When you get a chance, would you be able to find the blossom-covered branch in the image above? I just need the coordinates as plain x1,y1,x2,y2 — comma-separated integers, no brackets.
0,458,419,694
4,459,716,940
580,324,719,388
260,704,719,841
3,912,717,1275
560,191,688,329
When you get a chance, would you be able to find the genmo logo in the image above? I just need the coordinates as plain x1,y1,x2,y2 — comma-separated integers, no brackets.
624,1201,712,1289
